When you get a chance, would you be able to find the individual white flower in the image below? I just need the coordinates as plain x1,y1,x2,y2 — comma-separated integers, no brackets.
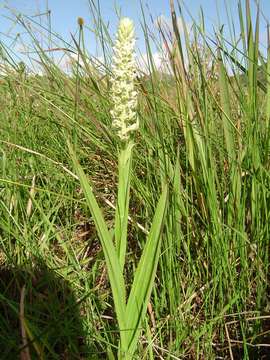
110,17,139,141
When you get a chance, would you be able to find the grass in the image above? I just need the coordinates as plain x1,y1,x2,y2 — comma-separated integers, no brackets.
0,0,270,358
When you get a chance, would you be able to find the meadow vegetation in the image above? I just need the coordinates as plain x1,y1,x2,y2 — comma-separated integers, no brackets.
0,0,270,358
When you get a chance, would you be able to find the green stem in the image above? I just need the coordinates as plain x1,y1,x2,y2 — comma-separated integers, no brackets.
114,141,134,273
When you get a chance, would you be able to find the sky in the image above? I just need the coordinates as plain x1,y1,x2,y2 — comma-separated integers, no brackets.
0,0,270,71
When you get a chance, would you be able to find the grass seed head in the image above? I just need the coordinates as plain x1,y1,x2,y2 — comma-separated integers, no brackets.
77,17,84,27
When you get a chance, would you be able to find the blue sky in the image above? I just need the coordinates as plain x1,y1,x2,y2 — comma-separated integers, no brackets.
1,1,270,70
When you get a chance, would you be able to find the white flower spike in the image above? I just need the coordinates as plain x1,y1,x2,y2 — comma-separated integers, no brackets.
110,17,139,141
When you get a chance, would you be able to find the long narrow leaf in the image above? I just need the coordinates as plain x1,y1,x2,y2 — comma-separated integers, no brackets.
124,183,168,357
68,142,127,342
217,47,235,162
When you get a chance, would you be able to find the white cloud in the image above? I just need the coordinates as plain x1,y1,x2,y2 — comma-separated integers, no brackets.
54,52,105,74
136,50,172,75
152,14,191,74
57,52,76,72
155,14,190,35
59,48,172,76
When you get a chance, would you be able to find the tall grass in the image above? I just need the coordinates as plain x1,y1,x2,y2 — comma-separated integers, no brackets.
0,0,269,358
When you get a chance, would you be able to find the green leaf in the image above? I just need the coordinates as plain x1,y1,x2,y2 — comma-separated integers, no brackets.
68,141,128,344
217,47,235,162
123,183,168,358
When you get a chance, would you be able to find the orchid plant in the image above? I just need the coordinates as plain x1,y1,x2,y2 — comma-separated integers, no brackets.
69,17,168,359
